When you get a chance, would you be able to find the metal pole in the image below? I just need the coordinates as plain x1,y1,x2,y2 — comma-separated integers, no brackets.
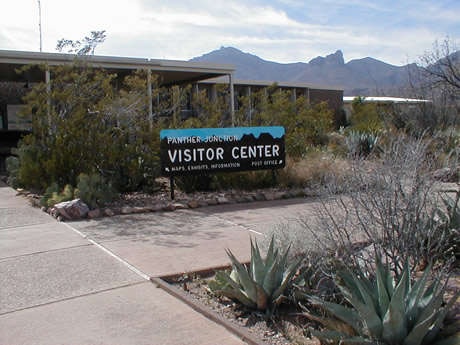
147,69,153,130
170,176,175,200
38,0,43,52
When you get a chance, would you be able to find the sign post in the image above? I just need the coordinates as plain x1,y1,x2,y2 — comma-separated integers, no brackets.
160,126,285,199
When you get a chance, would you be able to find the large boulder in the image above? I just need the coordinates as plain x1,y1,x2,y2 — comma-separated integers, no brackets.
54,199,90,220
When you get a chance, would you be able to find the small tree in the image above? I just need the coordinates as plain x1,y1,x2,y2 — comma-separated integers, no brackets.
405,37,460,131
56,30,106,55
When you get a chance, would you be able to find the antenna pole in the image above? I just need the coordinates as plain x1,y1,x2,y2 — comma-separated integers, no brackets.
38,0,43,52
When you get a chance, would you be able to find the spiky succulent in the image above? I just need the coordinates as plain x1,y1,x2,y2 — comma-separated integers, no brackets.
208,236,311,315
303,257,460,345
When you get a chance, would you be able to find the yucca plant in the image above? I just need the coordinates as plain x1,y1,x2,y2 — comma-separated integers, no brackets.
303,257,460,345
208,236,311,316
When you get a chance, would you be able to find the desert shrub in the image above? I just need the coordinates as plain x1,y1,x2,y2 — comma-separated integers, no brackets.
175,174,214,193
272,133,458,275
349,97,384,135
14,63,192,192
213,170,276,191
234,85,334,157
17,62,120,189
277,154,350,190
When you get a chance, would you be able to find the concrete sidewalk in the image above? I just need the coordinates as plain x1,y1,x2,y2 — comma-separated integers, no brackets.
0,182,311,344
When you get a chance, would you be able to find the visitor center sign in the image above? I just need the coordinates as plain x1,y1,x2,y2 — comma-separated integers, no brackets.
160,126,285,177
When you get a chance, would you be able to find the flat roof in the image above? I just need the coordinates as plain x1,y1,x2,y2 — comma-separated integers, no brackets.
0,50,235,86
199,76,344,91
343,96,432,103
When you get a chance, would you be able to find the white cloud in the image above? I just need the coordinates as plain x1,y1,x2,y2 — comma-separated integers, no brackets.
0,0,458,66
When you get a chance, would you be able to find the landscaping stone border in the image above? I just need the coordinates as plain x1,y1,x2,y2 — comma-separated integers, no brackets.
16,186,321,221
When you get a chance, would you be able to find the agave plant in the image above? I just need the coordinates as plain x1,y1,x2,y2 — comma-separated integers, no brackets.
303,257,460,345
208,236,311,315
426,190,460,265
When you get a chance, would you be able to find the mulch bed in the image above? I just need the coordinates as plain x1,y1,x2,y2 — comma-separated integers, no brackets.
161,272,322,345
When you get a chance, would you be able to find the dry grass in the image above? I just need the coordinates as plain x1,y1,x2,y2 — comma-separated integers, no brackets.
277,154,350,190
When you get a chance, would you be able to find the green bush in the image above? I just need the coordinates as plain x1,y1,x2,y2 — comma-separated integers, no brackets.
14,63,170,192
234,85,334,157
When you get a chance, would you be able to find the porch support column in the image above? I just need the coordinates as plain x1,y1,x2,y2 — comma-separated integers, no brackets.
291,88,296,103
45,68,51,132
147,69,153,130
229,73,235,126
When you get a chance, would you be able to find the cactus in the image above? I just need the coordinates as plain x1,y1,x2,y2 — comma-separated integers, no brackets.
5,156,22,189
74,173,116,209
40,183,74,207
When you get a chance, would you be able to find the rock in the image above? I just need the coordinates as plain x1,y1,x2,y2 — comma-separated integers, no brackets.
49,207,59,218
198,200,208,207
275,192,289,200
206,198,218,206
150,205,163,212
133,207,147,213
254,195,265,201
88,209,102,218
236,197,247,203
263,192,275,200
187,200,200,208
316,277,338,298
54,199,89,220
120,206,133,214
303,187,319,197
104,208,116,217
154,177,170,190
217,197,230,205
291,189,305,198
162,204,176,212
172,202,188,210
244,195,255,202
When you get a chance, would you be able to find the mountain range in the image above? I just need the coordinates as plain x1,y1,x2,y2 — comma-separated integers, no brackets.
190,47,420,96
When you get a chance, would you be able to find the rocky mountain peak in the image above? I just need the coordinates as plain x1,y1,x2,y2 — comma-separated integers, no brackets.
309,50,344,66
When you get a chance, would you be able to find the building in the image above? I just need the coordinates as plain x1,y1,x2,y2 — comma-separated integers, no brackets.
196,78,343,115
343,96,432,120
0,49,343,172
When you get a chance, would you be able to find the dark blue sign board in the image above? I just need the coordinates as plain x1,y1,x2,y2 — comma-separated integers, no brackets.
160,126,285,177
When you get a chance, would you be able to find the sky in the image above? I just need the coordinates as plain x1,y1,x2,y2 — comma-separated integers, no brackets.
1,0,459,66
